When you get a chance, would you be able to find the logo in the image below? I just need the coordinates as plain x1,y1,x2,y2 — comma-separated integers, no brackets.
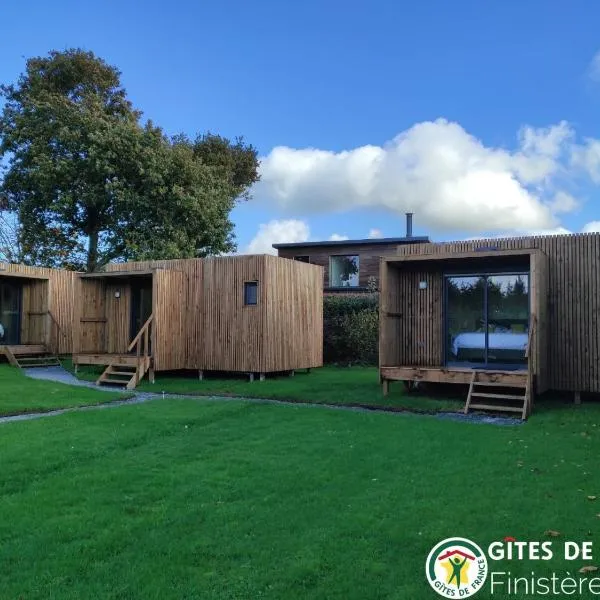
426,537,488,597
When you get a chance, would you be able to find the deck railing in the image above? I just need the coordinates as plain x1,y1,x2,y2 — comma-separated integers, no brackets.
127,314,153,387
128,314,154,359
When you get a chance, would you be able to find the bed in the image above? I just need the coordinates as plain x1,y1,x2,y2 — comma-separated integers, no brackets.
451,332,528,357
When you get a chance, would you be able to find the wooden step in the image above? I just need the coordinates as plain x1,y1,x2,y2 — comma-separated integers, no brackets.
5,345,47,355
109,370,136,376
100,378,131,385
471,392,525,400
472,380,527,388
469,404,524,413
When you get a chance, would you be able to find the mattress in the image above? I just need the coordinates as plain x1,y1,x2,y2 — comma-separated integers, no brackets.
452,332,528,356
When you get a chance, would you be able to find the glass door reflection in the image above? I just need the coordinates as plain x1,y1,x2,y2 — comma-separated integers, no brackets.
446,276,486,365
486,274,529,367
445,273,529,369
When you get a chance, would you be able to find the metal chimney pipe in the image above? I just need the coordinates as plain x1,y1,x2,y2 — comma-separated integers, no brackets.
406,212,413,238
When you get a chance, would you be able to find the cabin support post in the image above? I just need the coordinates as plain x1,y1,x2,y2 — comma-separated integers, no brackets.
149,364,155,384
198,370,204,381
249,372,254,382
289,370,295,377
306,368,311,374
259,373,265,381
382,379,390,396
73,361,78,374
574,391,581,405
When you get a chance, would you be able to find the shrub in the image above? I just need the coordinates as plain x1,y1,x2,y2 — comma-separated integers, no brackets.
323,294,379,365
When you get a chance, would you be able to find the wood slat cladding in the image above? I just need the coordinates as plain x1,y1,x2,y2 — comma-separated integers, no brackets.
75,255,323,374
385,233,600,393
263,254,323,372
277,242,408,290
153,269,186,371
0,264,75,353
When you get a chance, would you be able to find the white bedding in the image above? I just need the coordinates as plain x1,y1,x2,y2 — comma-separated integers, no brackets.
452,332,528,356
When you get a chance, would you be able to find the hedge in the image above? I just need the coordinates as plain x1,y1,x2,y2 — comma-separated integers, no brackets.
323,294,379,365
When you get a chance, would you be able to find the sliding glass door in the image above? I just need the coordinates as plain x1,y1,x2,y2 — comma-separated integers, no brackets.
0,280,22,345
445,273,529,369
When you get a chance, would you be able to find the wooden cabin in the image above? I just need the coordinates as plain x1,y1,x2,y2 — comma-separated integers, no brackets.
379,233,600,418
72,255,323,388
0,263,74,367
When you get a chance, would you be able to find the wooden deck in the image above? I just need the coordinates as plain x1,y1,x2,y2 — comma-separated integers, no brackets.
74,353,145,367
380,365,529,387
1,344,60,368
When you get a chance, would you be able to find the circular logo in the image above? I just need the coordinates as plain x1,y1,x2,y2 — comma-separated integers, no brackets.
425,537,488,597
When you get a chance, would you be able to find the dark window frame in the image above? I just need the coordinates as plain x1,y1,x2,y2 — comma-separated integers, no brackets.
293,255,310,263
244,281,259,306
329,254,360,288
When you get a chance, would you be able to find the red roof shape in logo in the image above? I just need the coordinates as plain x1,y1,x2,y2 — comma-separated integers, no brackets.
438,549,476,561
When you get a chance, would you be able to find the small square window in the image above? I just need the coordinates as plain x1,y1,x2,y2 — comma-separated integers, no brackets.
294,255,310,263
244,281,258,305
329,255,359,287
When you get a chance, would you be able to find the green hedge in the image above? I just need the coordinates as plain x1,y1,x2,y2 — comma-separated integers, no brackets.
323,294,379,365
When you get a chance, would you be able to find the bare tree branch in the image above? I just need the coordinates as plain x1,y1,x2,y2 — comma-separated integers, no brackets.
0,212,22,263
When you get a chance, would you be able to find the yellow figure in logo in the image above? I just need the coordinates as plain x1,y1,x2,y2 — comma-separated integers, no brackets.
439,550,472,589
447,556,469,588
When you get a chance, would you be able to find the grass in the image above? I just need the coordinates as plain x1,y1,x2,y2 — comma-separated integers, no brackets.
61,359,466,413
1,397,600,599
0,365,129,417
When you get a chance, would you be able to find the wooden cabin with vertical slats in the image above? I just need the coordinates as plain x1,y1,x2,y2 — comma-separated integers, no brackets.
0,263,75,366
379,233,600,419
72,255,324,388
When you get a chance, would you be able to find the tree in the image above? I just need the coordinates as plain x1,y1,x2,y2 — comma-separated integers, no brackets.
0,49,259,271
0,211,22,263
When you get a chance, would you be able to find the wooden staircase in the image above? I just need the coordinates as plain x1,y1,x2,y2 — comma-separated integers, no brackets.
464,317,536,420
96,357,151,390
2,345,61,369
96,314,154,390
464,370,531,420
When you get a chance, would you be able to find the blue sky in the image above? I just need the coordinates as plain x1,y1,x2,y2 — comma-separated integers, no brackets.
2,0,600,253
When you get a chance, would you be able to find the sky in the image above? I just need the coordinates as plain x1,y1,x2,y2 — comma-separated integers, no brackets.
2,0,600,254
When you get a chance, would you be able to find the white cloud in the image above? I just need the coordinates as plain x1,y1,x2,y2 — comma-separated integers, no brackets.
548,191,579,214
582,221,600,233
588,50,600,82
254,119,593,235
329,233,349,241
244,219,309,254
368,228,383,238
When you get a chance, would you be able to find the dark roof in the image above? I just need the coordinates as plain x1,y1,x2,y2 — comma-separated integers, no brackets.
272,236,430,250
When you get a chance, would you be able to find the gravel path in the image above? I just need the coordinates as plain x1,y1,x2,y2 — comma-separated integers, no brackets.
3,366,522,427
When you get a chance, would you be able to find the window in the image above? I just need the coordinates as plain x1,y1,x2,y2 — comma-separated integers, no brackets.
445,273,529,368
329,255,359,287
244,281,258,305
294,255,310,263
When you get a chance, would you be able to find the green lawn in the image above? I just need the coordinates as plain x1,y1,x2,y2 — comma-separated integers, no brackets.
1,396,599,599
0,365,128,417
61,359,466,413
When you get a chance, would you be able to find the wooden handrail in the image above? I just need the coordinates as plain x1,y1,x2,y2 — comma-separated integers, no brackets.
128,314,154,353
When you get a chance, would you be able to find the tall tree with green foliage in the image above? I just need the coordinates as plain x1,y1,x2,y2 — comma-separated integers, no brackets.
0,49,259,271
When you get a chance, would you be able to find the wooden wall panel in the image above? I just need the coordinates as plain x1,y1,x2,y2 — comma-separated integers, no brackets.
200,256,265,372
105,281,132,354
263,255,323,372
78,279,106,354
393,233,600,393
0,264,75,353
21,279,49,344
153,269,186,371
